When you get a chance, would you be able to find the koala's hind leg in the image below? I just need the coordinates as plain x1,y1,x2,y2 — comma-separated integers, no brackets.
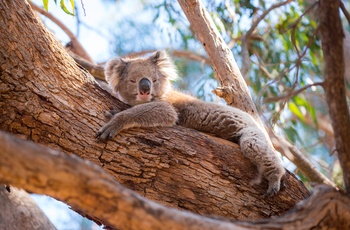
239,127,286,196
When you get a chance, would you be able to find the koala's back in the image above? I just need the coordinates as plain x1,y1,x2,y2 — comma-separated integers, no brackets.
164,90,256,142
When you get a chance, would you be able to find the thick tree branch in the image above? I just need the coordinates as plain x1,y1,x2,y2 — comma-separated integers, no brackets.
69,52,105,80
0,131,348,230
319,0,350,193
177,0,259,119
0,131,237,230
0,187,56,229
121,49,211,65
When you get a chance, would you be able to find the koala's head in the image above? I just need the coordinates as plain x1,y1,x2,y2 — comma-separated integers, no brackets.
105,50,178,106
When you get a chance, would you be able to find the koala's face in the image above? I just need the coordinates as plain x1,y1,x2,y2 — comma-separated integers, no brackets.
105,51,177,106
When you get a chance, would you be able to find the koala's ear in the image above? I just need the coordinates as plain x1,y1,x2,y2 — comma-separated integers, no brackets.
104,58,128,92
149,50,167,63
149,50,178,80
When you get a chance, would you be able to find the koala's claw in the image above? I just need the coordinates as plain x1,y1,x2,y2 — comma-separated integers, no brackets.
264,188,278,197
96,128,112,142
96,123,120,142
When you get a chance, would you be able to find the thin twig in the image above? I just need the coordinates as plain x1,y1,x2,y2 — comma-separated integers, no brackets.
241,0,292,77
246,0,292,38
340,1,350,25
29,2,94,63
122,49,211,65
80,0,86,17
264,82,324,103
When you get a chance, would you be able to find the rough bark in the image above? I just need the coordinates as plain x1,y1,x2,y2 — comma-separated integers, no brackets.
0,186,56,230
319,0,350,193
0,0,309,223
1,131,349,230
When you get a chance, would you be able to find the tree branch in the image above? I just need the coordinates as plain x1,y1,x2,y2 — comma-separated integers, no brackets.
177,0,259,119
0,187,56,229
69,52,105,80
120,49,211,65
319,0,350,193
263,82,324,103
319,0,350,194
0,131,347,230
340,1,350,25
269,131,339,190
0,131,238,230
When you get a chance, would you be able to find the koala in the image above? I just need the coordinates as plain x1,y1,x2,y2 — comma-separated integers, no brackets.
97,50,286,196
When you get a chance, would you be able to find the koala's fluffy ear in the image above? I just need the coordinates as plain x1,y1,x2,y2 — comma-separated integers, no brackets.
149,50,178,81
104,58,128,92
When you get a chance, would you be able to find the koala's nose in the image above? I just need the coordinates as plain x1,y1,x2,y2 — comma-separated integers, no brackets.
139,78,151,95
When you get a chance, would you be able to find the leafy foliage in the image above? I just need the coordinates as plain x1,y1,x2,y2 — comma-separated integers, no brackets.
42,0,75,15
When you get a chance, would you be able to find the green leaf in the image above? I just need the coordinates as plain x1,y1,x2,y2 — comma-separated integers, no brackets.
309,105,318,126
295,96,318,126
43,0,49,11
288,102,304,121
60,0,75,16
70,0,74,10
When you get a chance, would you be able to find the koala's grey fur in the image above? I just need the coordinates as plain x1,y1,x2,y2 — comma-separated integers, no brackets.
97,50,286,196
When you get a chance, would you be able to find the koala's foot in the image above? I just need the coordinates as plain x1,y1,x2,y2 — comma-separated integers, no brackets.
264,183,279,197
250,173,280,197
264,173,286,197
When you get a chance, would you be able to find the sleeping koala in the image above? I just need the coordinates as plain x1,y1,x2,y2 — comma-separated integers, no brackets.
97,50,286,196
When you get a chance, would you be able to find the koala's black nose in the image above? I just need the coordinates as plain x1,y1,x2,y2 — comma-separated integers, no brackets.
139,78,151,95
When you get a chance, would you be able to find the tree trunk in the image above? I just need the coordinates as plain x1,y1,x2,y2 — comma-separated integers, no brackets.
319,0,350,193
0,0,309,222
0,186,56,230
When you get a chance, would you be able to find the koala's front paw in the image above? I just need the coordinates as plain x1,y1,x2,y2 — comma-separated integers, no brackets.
96,123,120,142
